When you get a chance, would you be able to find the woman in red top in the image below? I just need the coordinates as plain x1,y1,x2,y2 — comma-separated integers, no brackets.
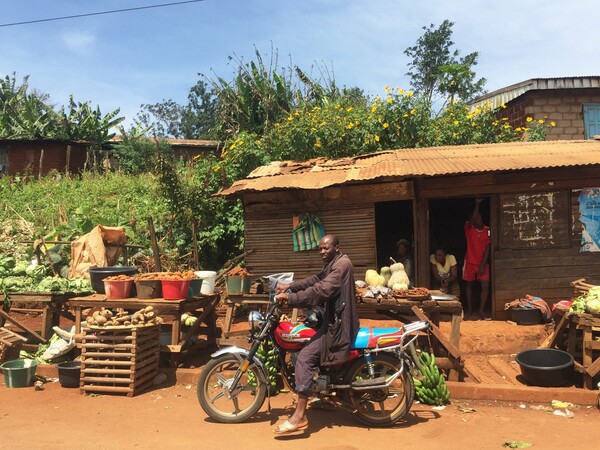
463,197,491,319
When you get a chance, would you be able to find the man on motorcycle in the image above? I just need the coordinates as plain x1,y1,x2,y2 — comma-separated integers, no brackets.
273,234,359,434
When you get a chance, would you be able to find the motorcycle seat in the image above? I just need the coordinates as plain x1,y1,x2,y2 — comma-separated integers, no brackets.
351,327,403,349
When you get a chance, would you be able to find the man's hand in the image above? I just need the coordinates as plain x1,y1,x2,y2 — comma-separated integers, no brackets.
475,197,484,204
275,293,288,305
275,282,290,293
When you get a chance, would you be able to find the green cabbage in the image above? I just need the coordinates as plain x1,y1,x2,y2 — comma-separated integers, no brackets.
586,299,600,314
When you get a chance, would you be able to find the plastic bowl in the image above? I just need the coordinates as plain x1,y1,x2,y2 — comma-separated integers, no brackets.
510,307,542,325
103,279,134,299
57,361,82,388
89,266,138,294
515,348,574,387
161,279,191,300
1,359,39,388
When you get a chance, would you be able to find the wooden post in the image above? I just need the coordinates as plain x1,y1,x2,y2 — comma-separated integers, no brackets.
192,221,199,270
38,148,44,178
65,145,71,175
147,217,162,272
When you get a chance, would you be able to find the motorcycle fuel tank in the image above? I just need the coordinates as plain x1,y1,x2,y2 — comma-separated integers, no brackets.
274,321,316,350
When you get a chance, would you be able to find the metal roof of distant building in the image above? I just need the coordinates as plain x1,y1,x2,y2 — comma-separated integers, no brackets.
110,137,220,148
469,76,600,110
218,139,600,197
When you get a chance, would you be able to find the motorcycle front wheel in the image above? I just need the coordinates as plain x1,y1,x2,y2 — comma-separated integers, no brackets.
197,354,267,423
343,353,415,427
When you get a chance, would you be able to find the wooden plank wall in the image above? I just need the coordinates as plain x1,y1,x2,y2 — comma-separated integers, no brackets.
420,167,600,318
242,181,413,281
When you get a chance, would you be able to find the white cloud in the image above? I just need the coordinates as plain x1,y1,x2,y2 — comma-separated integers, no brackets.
61,30,96,53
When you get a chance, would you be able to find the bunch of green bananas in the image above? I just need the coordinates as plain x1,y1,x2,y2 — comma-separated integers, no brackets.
247,342,279,392
413,351,450,406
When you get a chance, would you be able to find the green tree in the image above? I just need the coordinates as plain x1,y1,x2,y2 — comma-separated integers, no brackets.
404,20,486,106
136,79,218,139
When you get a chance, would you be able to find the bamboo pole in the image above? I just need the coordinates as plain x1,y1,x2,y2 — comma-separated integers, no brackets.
147,217,162,272
38,148,44,178
65,144,71,175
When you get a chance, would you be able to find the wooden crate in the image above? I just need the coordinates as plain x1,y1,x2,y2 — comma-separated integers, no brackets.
0,327,27,364
80,324,160,397
565,312,600,389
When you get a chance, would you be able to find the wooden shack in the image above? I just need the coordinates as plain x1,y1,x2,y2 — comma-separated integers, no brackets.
0,139,88,176
219,140,600,319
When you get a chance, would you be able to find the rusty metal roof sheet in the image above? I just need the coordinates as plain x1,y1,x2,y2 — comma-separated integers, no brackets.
218,140,600,197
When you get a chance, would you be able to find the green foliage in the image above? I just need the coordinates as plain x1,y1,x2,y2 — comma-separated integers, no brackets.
136,79,218,139
404,20,486,105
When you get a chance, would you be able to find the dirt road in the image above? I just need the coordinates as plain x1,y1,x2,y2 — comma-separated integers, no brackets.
1,379,598,450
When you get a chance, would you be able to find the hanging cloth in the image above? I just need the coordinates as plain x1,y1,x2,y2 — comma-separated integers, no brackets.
292,214,325,251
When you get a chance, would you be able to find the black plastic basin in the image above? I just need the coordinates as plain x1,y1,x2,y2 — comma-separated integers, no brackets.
515,348,574,387
57,361,82,388
88,266,138,294
510,307,542,325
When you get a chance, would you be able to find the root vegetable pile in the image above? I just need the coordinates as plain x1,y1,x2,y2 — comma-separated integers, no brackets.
85,306,163,328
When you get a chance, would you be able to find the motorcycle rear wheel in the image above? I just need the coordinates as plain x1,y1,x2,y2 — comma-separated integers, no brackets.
343,353,415,427
197,354,267,423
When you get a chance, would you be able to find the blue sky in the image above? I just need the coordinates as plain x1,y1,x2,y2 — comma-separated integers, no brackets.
2,0,600,128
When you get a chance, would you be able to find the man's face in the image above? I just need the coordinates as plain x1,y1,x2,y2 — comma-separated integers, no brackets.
319,237,338,263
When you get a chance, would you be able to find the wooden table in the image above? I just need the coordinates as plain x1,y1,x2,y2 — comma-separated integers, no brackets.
0,292,78,343
551,306,600,389
69,293,220,365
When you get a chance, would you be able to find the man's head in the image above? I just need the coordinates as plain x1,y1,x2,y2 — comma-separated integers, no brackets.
396,238,410,257
319,234,340,263
473,213,484,229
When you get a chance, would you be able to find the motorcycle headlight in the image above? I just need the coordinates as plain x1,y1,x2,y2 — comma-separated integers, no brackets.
248,310,265,331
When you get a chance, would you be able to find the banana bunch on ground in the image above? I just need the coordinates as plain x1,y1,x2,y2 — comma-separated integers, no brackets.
247,341,279,393
413,351,450,406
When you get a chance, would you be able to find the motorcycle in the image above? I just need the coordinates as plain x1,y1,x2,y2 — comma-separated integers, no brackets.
197,275,430,427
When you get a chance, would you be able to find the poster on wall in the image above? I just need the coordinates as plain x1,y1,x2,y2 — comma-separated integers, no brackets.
579,188,600,252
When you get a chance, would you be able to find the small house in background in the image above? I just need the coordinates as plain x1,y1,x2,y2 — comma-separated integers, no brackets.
469,76,600,140
0,139,89,177
164,138,222,160
219,140,600,320
109,137,222,163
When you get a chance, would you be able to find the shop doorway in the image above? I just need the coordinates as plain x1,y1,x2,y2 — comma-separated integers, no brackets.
428,197,491,314
375,200,414,273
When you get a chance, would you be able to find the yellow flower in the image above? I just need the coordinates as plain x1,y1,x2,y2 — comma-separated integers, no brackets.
466,114,473,120
311,127,316,131
501,104,507,109
410,109,416,115
346,106,353,112
504,125,510,129
551,121,556,127
355,120,360,125
516,127,522,132
397,88,405,95
387,97,393,104
375,135,380,142
487,101,493,107
384,86,391,93
492,121,498,126
407,91,413,97
315,140,321,148
526,117,533,122
538,119,544,124
453,120,459,125
287,116,293,121
403,113,409,118
294,111,300,116
371,106,377,113
347,122,354,129
383,122,389,129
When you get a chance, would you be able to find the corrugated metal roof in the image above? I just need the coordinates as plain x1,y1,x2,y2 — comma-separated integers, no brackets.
218,140,600,197
469,76,600,110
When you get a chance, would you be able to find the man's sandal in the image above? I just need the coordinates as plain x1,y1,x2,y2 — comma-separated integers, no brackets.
273,419,308,435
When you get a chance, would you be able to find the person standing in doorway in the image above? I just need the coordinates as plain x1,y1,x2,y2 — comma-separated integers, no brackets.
463,197,491,320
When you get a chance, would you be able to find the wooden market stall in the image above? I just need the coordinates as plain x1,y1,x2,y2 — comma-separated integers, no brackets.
218,140,600,320
70,293,220,367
